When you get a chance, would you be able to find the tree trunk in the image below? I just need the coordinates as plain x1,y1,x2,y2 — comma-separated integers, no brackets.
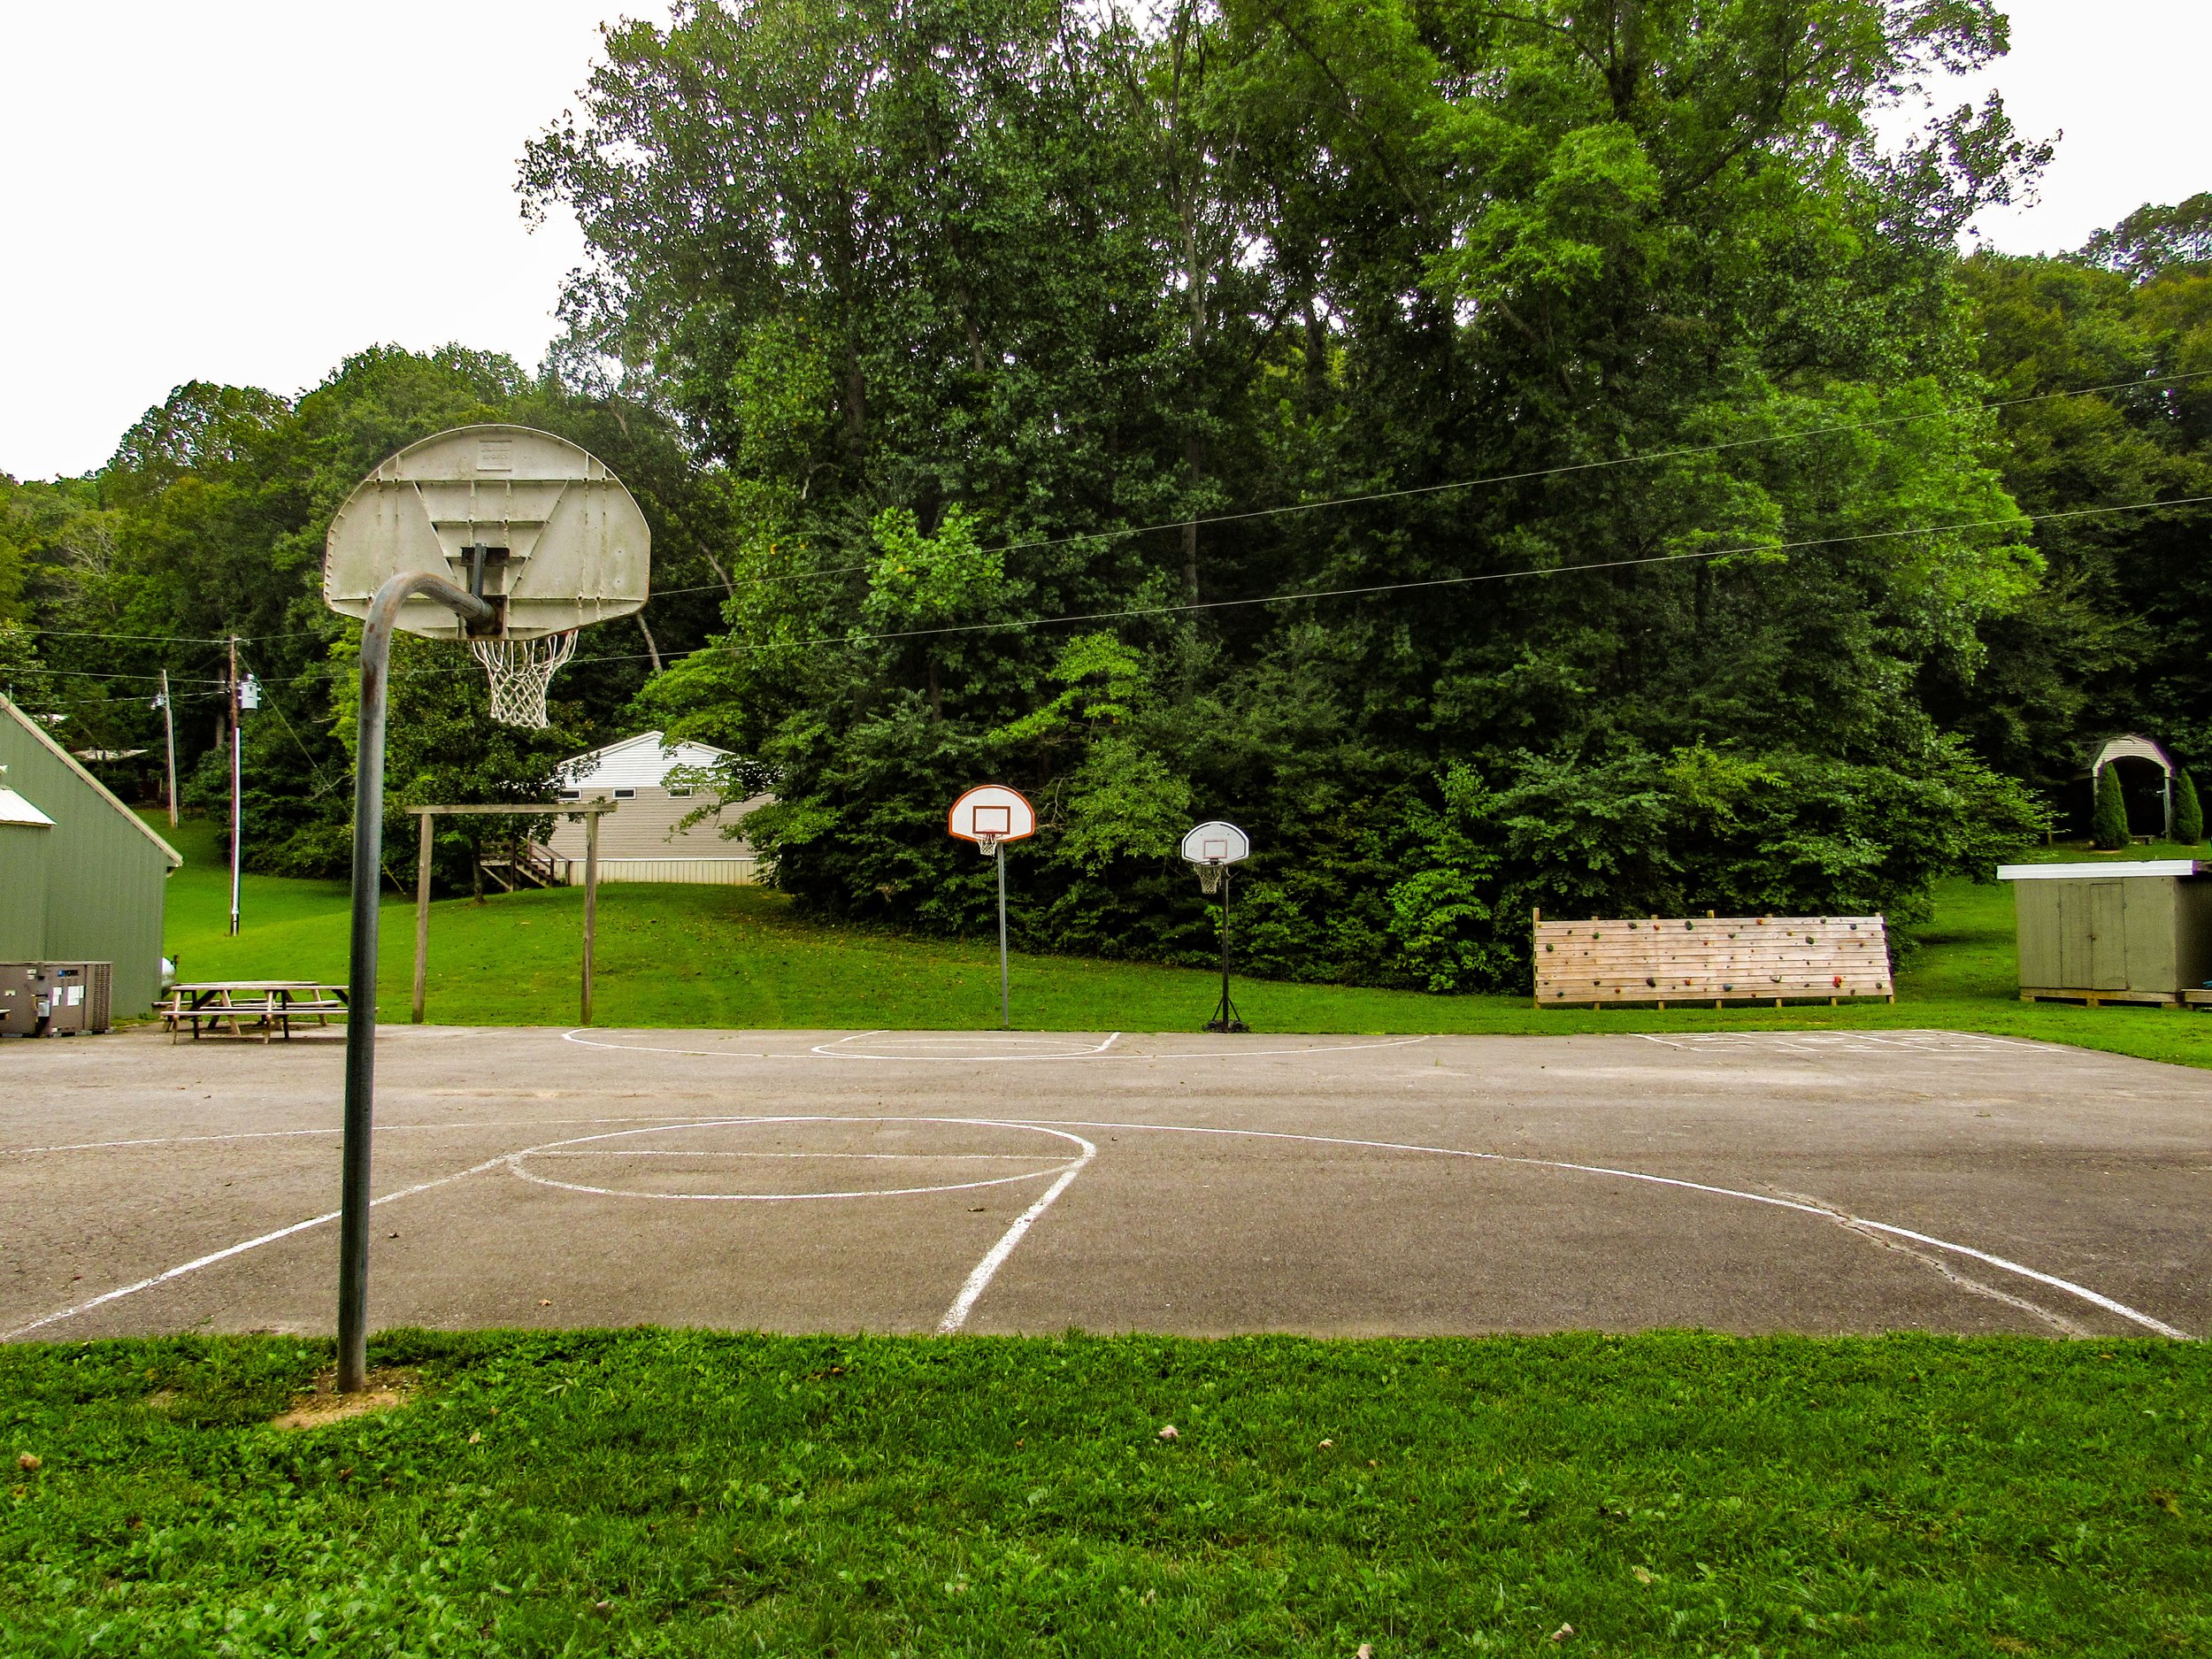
1182,430,1204,601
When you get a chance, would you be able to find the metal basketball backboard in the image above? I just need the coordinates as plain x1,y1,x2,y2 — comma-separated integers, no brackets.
949,785,1036,845
1180,820,1251,864
324,425,650,641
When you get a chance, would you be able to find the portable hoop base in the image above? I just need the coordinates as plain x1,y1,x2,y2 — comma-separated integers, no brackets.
470,629,578,728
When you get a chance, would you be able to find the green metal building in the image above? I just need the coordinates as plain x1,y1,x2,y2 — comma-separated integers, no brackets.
0,695,181,1014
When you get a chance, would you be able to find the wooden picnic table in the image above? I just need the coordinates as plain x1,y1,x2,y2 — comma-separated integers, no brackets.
165,981,349,1043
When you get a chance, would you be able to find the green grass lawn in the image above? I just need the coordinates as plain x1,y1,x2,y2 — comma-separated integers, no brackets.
1,1330,2204,1655
152,812,2212,1068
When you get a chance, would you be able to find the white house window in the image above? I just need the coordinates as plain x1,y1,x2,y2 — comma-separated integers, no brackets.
667,787,693,798
614,787,638,798
557,789,581,802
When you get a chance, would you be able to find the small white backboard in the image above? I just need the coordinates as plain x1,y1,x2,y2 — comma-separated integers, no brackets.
949,785,1036,851
1180,820,1251,865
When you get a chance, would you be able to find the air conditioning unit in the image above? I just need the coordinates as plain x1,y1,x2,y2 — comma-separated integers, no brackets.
0,963,113,1036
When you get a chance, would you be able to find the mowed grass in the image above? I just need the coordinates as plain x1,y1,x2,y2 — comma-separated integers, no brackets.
154,812,2212,1067
2,1330,2206,1656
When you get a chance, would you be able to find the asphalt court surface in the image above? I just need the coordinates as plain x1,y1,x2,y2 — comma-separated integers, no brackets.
4,1025,2208,1344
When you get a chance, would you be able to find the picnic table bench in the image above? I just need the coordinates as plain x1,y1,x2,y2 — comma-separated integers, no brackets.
164,981,349,1043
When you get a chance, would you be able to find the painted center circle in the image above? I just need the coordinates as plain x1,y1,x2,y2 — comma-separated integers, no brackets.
508,1117,1086,1201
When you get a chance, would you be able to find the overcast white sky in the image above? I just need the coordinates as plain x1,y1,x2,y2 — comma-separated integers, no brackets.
3,0,2207,480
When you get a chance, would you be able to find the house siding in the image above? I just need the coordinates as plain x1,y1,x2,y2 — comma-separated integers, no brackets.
541,786,769,863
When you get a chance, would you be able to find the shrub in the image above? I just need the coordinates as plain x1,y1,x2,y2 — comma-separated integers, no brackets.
2175,770,2204,845
2092,764,2131,849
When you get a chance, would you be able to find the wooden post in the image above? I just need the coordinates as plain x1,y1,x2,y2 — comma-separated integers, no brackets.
581,809,600,1025
411,810,434,1024
1531,907,1540,1009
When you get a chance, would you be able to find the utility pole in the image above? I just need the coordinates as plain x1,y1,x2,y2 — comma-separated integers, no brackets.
227,636,242,936
157,669,178,828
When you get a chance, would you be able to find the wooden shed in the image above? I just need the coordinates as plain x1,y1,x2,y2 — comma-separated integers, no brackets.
1996,860,2212,1007
0,695,181,1014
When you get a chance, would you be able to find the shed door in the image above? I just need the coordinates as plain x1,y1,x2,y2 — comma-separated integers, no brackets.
2086,880,2127,988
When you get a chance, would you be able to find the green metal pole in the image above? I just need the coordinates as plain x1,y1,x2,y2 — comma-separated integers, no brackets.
339,572,491,1394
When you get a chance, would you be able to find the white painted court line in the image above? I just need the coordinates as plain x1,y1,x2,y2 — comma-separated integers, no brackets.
559,1030,821,1059
0,1115,787,1159
939,1130,1098,1333
2,1155,512,1340
556,1029,1428,1064
504,1117,1092,1202
812,1032,1124,1061
1019,1118,2195,1340
1634,1031,2048,1053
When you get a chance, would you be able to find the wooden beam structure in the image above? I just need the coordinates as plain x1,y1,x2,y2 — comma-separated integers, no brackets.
407,803,619,1025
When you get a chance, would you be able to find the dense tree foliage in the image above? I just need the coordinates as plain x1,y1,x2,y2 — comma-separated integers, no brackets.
10,3,2205,987
523,0,2055,984
1939,195,2212,829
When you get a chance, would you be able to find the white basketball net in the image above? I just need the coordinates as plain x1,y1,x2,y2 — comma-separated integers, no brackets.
973,833,1002,858
469,631,577,728
1196,861,1225,894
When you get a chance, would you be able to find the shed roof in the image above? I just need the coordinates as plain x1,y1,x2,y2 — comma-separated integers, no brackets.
1997,860,2204,881
0,696,182,867
557,730,734,791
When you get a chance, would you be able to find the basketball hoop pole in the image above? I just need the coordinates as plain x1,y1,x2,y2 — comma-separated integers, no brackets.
994,840,1010,1030
339,570,493,1394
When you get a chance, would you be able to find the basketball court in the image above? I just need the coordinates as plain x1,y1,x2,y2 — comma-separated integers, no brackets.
4,1025,2206,1345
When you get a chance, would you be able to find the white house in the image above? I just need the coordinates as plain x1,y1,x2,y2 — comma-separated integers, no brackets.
543,731,771,885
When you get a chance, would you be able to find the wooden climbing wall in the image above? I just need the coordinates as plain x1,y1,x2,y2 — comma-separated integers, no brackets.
1533,914,1893,1007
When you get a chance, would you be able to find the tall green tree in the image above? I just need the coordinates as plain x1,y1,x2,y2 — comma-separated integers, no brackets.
530,0,2052,987
1944,204,2212,824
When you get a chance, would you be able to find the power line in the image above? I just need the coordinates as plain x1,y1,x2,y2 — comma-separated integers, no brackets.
956,369,2212,560
549,491,2212,669
21,366,2211,652
191,489,2212,693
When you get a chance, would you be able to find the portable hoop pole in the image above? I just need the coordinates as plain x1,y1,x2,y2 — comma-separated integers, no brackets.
340,572,493,1394
1207,868,1247,1033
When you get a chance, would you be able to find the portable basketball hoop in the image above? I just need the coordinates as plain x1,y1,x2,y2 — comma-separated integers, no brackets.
319,425,651,1394
1180,820,1252,1033
949,786,1037,1028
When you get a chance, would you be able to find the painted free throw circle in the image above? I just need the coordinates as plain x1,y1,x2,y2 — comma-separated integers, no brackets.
506,1116,1087,1201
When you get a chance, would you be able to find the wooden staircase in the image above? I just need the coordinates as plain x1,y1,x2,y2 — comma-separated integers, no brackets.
481,840,562,892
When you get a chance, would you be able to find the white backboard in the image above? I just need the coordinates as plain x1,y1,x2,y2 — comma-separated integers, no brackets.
949,785,1037,844
1180,820,1251,864
324,424,650,640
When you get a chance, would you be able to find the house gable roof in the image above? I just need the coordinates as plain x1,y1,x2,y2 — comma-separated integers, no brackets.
0,695,183,866
557,730,735,791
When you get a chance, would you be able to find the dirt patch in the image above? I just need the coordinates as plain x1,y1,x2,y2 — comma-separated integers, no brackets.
269,1367,419,1431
